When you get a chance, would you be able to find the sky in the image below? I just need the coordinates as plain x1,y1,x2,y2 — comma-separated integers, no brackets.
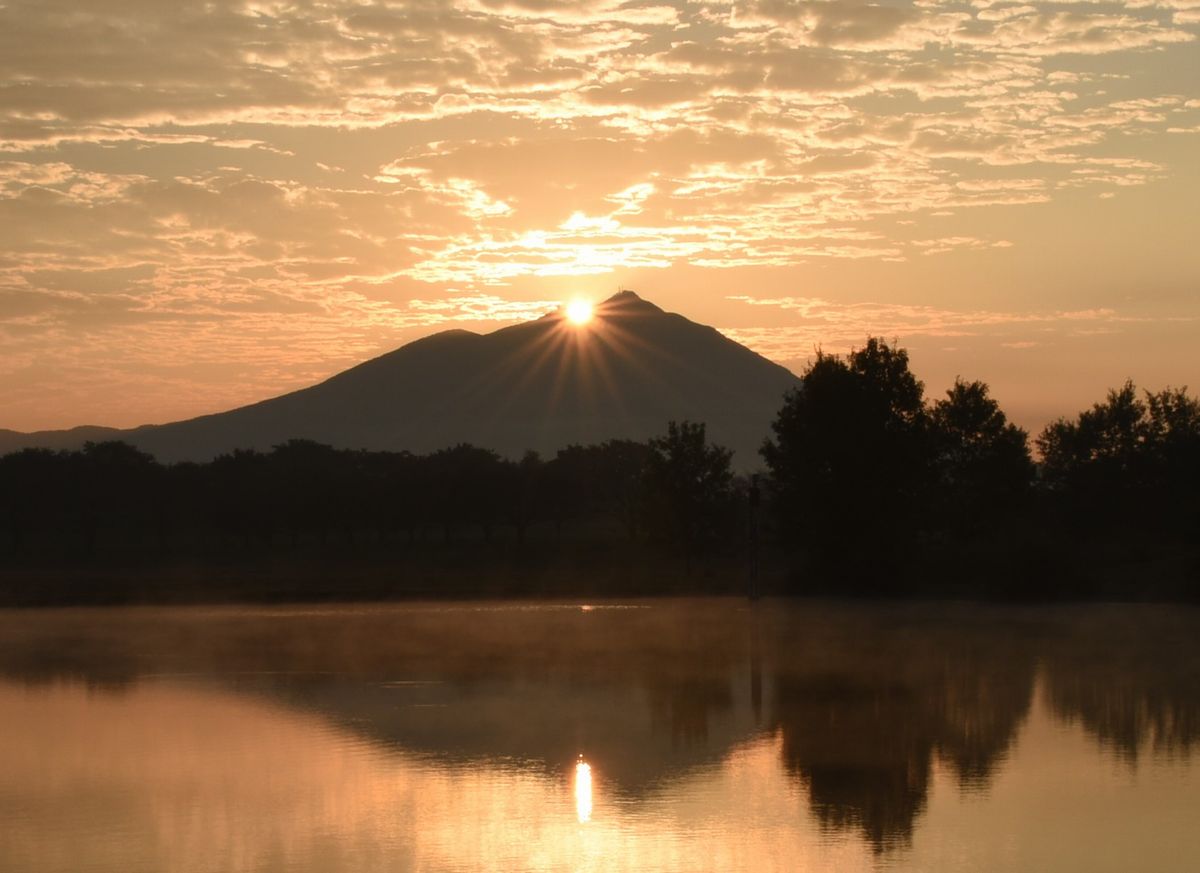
1,0,1197,436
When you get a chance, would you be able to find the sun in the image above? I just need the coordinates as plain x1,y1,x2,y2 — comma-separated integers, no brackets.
565,299,594,325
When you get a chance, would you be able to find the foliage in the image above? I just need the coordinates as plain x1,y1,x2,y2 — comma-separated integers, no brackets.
760,338,930,571
929,379,1034,525
0,428,734,564
1037,381,1200,530
2,356,1198,600
1038,382,1148,489
641,421,735,562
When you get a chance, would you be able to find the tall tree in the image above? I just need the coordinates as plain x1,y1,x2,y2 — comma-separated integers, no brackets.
929,379,1034,526
78,441,159,553
1038,382,1200,530
1038,381,1148,491
0,448,70,554
642,421,734,568
761,338,930,576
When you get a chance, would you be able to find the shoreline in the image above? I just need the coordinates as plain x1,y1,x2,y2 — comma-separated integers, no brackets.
1,548,1195,607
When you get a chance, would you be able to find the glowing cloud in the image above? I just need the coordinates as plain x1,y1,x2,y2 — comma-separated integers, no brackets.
0,0,1195,432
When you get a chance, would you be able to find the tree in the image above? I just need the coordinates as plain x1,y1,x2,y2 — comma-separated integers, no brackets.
593,439,653,540
545,440,652,540
642,421,734,568
78,441,160,553
929,379,1033,526
208,448,272,547
0,448,71,554
1143,387,1200,498
761,338,930,573
269,440,348,545
508,450,545,545
1038,382,1148,491
426,444,507,542
851,336,926,430
1038,382,1200,530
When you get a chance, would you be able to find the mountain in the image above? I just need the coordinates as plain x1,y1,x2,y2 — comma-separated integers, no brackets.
0,291,799,467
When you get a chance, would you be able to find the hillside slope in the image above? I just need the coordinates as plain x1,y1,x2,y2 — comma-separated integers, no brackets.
1,292,799,467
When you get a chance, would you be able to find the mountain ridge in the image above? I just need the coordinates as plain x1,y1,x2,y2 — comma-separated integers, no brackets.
0,291,799,467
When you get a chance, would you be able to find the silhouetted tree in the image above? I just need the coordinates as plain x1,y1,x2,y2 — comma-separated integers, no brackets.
1144,388,1200,533
162,460,206,550
0,448,70,554
544,440,653,540
1038,381,1200,532
593,439,653,540
2,367,1196,601
929,379,1033,527
1144,387,1200,460
365,449,423,543
207,449,273,547
1038,382,1148,492
508,450,545,545
269,440,348,545
642,420,734,569
427,444,507,541
78,441,159,554
762,338,930,580
544,444,597,536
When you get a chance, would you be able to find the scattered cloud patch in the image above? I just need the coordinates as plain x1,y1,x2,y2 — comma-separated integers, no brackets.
721,294,1164,361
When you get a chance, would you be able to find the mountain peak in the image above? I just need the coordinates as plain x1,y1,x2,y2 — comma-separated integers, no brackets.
596,289,662,316
1,292,800,467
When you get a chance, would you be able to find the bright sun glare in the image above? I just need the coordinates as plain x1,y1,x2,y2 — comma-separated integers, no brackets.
575,759,593,823
565,299,593,325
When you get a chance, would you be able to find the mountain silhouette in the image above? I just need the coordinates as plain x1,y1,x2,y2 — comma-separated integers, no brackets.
0,291,799,466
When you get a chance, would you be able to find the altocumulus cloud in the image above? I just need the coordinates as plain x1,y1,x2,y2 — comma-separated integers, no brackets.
0,0,1197,428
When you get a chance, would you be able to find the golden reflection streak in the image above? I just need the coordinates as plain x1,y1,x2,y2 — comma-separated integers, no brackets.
575,759,593,823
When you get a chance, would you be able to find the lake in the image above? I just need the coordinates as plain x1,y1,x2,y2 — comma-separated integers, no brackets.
1,599,1197,872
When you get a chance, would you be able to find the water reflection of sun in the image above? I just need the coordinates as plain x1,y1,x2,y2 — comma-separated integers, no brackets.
575,759,593,823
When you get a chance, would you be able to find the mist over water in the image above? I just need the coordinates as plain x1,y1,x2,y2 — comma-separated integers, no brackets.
1,600,1198,873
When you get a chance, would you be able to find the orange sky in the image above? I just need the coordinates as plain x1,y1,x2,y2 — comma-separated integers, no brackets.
1,0,1197,437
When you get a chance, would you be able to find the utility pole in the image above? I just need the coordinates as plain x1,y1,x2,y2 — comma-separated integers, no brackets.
748,474,760,600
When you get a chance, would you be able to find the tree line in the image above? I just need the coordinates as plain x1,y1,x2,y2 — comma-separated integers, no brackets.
0,423,736,564
1,337,1197,598
763,338,1198,592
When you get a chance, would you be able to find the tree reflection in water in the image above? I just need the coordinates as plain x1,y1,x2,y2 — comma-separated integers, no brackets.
0,601,1197,854
768,611,1039,850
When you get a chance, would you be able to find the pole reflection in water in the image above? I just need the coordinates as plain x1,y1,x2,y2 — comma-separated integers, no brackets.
575,758,593,823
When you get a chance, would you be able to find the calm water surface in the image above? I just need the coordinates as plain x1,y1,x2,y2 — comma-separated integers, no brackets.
1,599,1198,872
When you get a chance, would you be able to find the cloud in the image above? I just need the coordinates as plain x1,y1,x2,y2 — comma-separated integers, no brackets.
406,294,560,320
720,294,1165,362
0,0,1196,427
